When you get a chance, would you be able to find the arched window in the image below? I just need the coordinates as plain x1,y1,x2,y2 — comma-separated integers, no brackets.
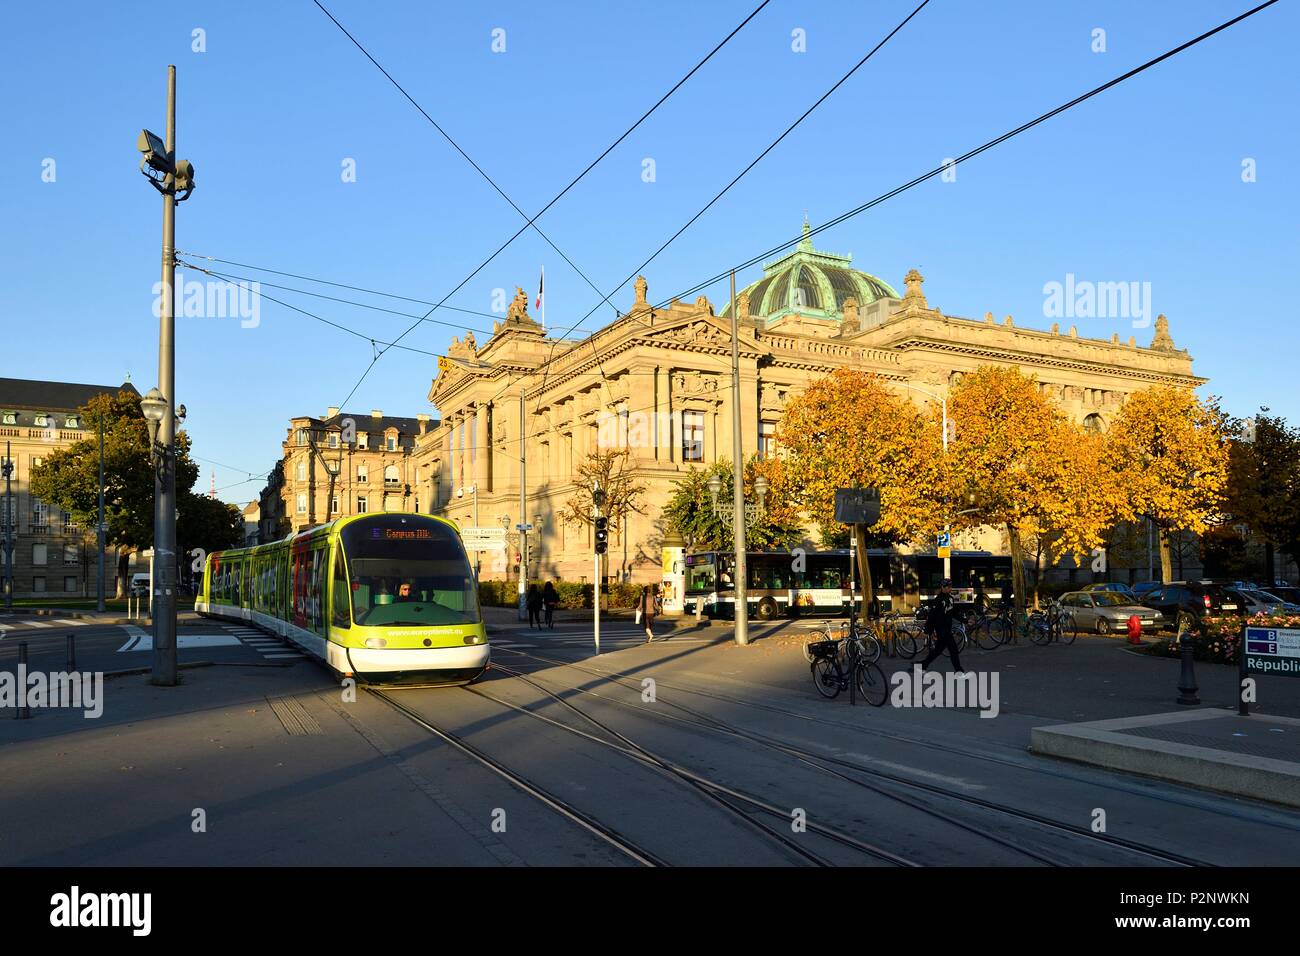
384,464,400,487
1083,413,1105,435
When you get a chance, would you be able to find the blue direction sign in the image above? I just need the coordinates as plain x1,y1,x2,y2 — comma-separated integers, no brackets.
937,531,951,549
1244,626,1300,677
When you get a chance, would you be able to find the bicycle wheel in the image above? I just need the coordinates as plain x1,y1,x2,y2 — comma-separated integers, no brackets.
1029,621,1052,646
991,616,1012,645
972,617,1000,650
811,658,841,699
1061,614,1078,644
895,629,920,659
856,632,883,664
856,659,890,706
802,628,831,664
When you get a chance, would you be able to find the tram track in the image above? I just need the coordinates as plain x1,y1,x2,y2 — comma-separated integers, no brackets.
492,647,1216,867
368,682,907,866
367,688,666,867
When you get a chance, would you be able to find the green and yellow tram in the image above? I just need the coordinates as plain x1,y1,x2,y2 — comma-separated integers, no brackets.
197,512,487,683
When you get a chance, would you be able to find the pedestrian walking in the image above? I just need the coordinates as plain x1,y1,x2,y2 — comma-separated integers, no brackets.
638,584,661,642
921,578,964,672
526,583,543,629
542,580,559,629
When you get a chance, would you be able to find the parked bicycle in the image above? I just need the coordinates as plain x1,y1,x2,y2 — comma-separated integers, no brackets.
809,627,889,705
802,616,882,665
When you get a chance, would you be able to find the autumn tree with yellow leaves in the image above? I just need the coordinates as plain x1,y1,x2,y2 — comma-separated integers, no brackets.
939,367,1124,609
778,369,939,618
1102,385,1230,583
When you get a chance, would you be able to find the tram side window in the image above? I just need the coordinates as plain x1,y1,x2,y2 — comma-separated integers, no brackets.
331,547,351,628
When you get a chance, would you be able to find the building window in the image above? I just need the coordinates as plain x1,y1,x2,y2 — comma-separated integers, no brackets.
1083,413,1105,435
64,576,77,593
32,501,49,533
295,428,307,446
64,415,79,428
384,464,400,487
759,422,777,458
387,436,397,452
357,433,369,450
32,456,44,471
33,543,48,566
62,514,79,533
296,493,307,514
328,432,338,448
683,411,705,462
357,463,368,483
296,461,307,481
32,576,46,593
330,495,339,514
1,412,14,425
357,496,368,513
34,414,49,427
64,545,77,566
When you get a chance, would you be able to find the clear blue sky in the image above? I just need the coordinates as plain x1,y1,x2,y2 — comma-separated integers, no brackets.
2,0,1295,505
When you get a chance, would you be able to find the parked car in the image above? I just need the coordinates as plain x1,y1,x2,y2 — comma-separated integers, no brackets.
1141,581,1245,628
1081,582,1138,600
1232,587,1300,616
1059,591,1164,635
1265,585,1300,607
1131,581,1163,599
129,573,150,596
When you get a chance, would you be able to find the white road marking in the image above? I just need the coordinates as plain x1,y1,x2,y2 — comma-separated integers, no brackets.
24,621,52,629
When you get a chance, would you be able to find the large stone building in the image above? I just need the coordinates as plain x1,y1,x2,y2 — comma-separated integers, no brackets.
270,408,436,535
0,377,138,599
412,228,1201,585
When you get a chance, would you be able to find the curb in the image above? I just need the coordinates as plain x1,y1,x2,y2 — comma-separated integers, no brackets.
1029,710,1300,809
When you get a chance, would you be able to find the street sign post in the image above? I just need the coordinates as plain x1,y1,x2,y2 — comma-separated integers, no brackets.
461,527,507,552
833,487,880,526
1239,625,1300,715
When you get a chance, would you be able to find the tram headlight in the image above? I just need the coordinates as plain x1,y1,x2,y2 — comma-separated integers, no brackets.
364,638,388,648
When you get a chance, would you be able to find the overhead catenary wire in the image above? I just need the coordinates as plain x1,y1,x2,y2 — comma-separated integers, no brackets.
311,0,771,410
521,0,1281,391
529,0,935,408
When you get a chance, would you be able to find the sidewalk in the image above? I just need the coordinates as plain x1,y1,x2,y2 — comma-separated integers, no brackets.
0,607,201,626
1030,709,1300,808
480,604,716,635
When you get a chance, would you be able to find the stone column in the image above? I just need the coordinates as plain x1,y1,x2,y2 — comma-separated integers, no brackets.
475,403,490,490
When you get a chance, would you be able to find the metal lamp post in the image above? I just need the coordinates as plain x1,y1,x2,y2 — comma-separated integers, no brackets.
458,484,479,577
139,386,176,684
707,472,767,645
1,444,12,611
137,65,195,688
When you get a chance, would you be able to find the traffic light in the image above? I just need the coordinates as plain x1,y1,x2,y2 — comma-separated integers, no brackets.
594,516,608,554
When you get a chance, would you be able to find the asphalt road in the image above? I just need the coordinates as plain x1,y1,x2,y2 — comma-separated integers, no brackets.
1,614,1297,866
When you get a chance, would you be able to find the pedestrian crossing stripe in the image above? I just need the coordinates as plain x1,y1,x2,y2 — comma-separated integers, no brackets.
64,619,89,626
25,621,52,628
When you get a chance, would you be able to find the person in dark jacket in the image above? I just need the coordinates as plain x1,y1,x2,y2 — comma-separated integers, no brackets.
542,581,559,629
921,579,964,672
526,584,543,629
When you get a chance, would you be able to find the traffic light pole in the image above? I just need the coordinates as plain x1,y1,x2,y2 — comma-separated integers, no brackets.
728,270,750,646
518,388,527,621
593,549,601,656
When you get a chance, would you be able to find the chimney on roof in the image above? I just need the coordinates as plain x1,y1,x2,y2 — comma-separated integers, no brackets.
417,413,430,435
371,409,382,419
326,407,339,419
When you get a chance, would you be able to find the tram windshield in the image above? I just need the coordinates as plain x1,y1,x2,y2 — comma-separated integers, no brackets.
341,516,480,626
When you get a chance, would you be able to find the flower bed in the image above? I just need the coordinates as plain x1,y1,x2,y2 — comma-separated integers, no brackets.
1141,613,1300,665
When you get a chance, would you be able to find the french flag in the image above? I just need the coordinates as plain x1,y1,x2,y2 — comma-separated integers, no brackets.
535,266,544,312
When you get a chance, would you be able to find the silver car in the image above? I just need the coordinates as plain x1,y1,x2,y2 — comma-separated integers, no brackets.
1059,591,1165,635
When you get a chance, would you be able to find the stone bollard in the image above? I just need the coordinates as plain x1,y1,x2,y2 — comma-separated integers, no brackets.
1176,612,1200,706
